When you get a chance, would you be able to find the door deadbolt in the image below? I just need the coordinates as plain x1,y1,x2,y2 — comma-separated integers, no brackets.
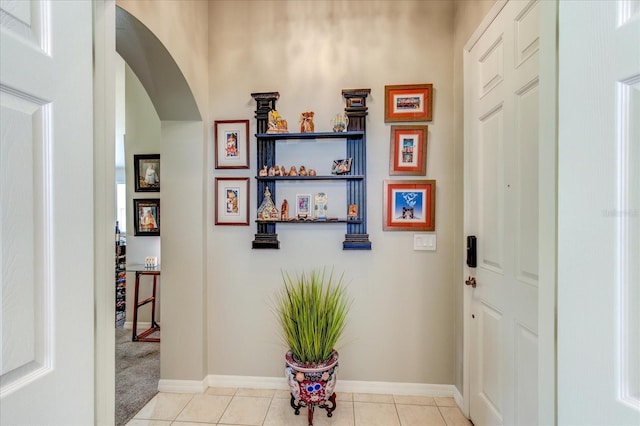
465,276,477,288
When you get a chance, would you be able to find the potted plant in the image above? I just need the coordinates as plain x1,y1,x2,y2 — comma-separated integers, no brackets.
274,268,352,426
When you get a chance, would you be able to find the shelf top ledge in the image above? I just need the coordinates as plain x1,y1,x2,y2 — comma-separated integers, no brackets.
255,131,364,140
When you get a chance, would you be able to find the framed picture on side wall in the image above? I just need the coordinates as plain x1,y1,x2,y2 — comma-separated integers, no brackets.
384,84,433,122
389,125,429,175
134,154,160,192
214,120,250,169
215,177,250,225
133,198,160,236
383,180,436,231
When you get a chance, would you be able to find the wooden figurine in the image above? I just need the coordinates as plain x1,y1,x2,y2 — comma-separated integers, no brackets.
281,165,288,176
259,165,268,176
281,199,289,221
299,111,315,133
299,165,308,176
289,166,298,176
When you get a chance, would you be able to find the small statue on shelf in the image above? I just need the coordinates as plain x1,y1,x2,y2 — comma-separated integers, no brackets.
332,113,349,132
280,165,288,176
257,187,279,220
281,199,289,221
299,111,315,133
259,165,268,176
273,165,281,176
308,168,317,176
298,165,308,176
268,166,276,176
289,166,298,176
267,110,289,134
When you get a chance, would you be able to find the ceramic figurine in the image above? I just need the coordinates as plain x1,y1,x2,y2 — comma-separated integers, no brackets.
308,169,316,176
281,199,289,221
267,110,289,134
289,166,298,176
268,166,276,176
259,165,268,176
299,111,315,133
299,165,308,176
332,113,349,132
281,165,288,176
257,187,279,220
274,165,281,176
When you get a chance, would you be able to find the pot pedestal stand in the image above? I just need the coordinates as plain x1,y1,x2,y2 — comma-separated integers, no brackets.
285,350,340,426
290,392,337,426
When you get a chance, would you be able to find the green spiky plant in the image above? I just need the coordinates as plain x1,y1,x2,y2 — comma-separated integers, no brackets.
275,268,352,366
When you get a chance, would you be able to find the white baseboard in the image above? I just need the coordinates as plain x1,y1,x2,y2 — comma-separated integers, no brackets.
453,386,463,410
207,374,458,398
158,379,207,393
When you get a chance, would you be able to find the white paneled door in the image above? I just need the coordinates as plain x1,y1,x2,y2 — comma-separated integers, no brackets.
558,1,640,424
464,1,540,425
0,1,95,424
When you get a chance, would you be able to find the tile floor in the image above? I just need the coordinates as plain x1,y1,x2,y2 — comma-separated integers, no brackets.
126,387,472,426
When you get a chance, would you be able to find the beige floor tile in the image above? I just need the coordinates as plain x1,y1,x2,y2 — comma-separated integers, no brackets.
393,395,436,406
125,420,171,426
311,400,354,426
235,387,276,398
274,389,292,399
434,397,457,407
335,392,353,402
263,396,310,426
205,386,237,396
218,395,272,425
133,393,193,421
354,401,400,426
173,394,232,423
396,404,445,426
439,406,472,426
171,422,216,426
352,393,394,403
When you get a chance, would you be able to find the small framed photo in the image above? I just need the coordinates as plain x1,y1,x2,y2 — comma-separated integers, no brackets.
331,158,352,175
215,177,249,225
389,125,428,175
383,180,436,231
296,194,312,218
214,120,250,169
384,84,433,122
134,154,160,192
133,199,160,236
314,192,328,219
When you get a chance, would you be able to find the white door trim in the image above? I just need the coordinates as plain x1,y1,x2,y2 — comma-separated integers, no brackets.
93,1,117,424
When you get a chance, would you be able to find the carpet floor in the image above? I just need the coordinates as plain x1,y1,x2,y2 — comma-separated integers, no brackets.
115,327,160,426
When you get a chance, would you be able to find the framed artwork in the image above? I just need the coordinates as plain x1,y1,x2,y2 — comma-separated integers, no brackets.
384,84,433,122
215,177,249,225
296,194,311,218
134,154,160,192
389,125,429,175
133,198,160,236
383,180,436,231
314,192,328,219
214,120,250,169
331,158,352,175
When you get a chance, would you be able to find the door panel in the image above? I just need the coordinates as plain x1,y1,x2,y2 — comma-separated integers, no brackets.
0,1,95,423
558,1,640,423
465,1,540,425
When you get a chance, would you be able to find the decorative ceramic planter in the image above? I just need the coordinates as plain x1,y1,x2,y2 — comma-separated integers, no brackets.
285,350,339,426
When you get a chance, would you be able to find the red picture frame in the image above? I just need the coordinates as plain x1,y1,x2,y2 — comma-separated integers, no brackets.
389,125,428,175
383,180,436,231
384,84,433,122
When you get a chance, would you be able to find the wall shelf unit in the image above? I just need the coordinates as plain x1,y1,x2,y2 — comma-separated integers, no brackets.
250,89,371,250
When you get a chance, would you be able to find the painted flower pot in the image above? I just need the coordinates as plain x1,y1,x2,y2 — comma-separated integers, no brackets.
285,350,339,426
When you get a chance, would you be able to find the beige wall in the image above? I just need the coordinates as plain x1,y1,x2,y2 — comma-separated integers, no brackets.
118,0,498,389
208,0,456,384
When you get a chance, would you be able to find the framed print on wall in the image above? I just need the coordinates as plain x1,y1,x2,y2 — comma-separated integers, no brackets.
214,120,250,169
389,125,429,175
133,198,160,236
215,177,249,225
384,84,433,122
383,180,436,231
134,154,160,192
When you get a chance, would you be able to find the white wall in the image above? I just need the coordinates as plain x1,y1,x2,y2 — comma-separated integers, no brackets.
207,0,457,384
124,65,162,324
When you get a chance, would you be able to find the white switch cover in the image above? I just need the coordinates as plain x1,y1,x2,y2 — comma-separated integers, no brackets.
414,233,436,251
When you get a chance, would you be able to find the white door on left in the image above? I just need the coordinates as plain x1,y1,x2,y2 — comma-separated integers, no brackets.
0,1,95,424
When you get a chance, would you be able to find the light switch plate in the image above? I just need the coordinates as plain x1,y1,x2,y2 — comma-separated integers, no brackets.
414,233,436,251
